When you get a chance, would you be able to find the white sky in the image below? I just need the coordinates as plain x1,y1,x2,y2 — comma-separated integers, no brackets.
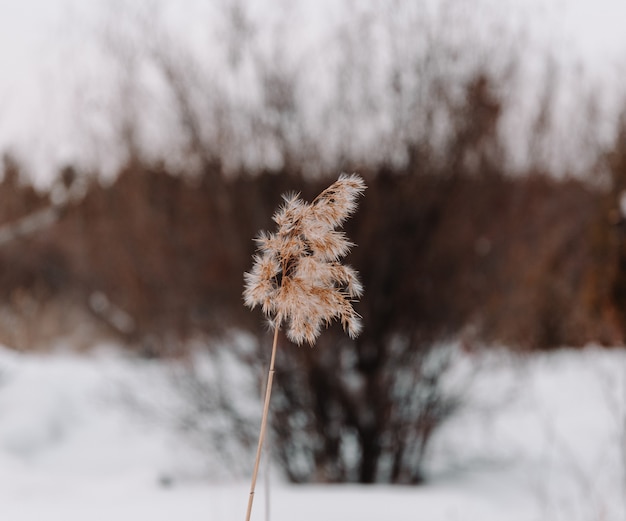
1,0,626,185
557,0,626,59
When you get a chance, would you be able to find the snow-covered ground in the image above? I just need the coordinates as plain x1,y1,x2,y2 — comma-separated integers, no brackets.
0,343,624,520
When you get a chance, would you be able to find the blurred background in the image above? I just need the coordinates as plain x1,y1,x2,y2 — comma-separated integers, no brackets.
1,0,626,517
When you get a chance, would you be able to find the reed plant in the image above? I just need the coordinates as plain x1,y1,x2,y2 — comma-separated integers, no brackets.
243,173,366,520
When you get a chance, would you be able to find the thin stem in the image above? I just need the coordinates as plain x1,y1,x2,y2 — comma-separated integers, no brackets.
245,326,280,521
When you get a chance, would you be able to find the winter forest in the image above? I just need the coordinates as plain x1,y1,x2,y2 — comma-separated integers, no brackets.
1,1,626,519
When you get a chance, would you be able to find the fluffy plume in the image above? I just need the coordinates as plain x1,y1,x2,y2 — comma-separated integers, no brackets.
243,173,366,345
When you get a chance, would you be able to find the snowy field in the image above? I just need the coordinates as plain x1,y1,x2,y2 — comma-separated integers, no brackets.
0,343,624,520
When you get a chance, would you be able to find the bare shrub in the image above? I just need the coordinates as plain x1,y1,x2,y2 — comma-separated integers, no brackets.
271,336,462,483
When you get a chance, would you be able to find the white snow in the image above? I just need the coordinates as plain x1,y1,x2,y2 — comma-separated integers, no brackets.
0,343,624,520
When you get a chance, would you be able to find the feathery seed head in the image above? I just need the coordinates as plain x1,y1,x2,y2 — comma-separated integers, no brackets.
243,173,366,345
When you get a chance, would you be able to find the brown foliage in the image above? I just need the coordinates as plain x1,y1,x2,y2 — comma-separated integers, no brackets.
0,151,620,351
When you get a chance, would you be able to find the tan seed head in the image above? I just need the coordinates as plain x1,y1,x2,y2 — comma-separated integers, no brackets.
243,173,366,345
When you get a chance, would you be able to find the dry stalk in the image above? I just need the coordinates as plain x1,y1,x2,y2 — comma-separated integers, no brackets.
245,326,279,521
